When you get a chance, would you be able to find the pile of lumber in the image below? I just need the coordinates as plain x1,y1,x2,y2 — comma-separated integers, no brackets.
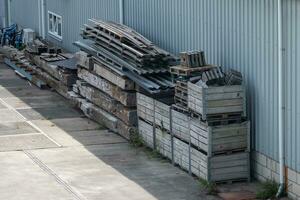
81,19,176,74
69,51,137,140
22,40,78,98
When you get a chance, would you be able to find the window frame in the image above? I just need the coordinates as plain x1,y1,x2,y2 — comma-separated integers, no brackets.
48,11,62,41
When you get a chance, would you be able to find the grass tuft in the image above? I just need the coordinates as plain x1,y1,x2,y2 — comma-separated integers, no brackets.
256,180,279,199
198,178,218,195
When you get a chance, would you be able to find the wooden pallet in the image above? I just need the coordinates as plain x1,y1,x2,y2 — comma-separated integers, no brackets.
180,51,206,68
170,65,217,76
190,111,243,126
138,119,154,149
171,109,190,143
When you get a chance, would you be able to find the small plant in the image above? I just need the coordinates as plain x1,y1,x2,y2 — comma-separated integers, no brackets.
256,180,279,199
129,130,144,148
198,178,218,195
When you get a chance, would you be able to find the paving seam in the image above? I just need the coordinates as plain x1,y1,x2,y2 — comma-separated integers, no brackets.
24,150,87,200
0,98,62,147
0,132,41,138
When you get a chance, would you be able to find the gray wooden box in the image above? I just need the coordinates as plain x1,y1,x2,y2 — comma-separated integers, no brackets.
173,137,190,171
188,82,246,120
171,109,190,143
191,148,250,183
137,93,155,123
137,93,171,131
138,119,154,149
190,119,250,156
155,128,172,160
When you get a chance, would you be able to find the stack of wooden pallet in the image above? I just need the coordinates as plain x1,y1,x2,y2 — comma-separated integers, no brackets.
170,51,217,111
69,51,137,140
81,19,176,75
137,68,251,183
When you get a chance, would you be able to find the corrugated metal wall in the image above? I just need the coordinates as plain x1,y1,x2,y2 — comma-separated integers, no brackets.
284,0,300,171
10,0,39,33
9,0,300,172
125,0,280,161
46,0,119,51
0,0,5,27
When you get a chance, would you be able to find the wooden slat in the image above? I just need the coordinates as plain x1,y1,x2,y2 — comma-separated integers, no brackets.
78,68,136,106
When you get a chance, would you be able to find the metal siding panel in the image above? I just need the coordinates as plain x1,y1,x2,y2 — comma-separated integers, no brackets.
46,0,119,52
124,0,280,162
10,0,39,33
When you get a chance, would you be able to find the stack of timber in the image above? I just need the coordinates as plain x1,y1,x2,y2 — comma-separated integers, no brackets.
70,51,137,140
137,65,251,183
81,19,176,74
1,46,47,88
17,39,78,98
75,20,177,94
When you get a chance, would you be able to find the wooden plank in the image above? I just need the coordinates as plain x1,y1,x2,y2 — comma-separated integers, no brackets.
73,96,134,140
76,80,137,125
33,55,77,86
93,62,135,90
75,51,93,70
78,68,136,106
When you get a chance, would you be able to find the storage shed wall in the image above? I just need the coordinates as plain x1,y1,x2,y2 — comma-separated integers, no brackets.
10,0,40,33
9,0,300,172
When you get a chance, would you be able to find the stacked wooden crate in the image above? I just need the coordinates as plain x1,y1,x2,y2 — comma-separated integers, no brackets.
70,51,137,140
137,92,173,160
137,65,251,183
187,76,250,183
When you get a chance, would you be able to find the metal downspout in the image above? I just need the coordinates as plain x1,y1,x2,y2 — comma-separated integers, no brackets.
276,0,285,197
119,0,124,24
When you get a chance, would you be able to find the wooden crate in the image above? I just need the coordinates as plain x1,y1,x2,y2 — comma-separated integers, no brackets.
171,109,190,143
137,93,154,123
191,148,250,183
188,82,246,121
190,119,250,156
138,119,154,149
137,93,171,131
155,128,172,160
154,101,171,131
173,137,190,171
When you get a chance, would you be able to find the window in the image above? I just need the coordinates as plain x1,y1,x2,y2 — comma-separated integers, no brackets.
48,11,62,40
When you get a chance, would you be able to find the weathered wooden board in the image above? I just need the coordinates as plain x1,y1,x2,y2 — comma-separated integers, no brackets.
155,128,172,160
76,80,137,126
173,137,190,171
190,119,250,155
78,68,136,107
190,147,250,183
72,96,134,140
32,66,71,99
93,62,135,90
188,82,246,120
33,56,77,86
75,51,93,70
171,109,189,143
138,119,154,149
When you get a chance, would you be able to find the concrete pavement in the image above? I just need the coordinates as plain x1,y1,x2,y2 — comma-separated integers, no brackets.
0,63,218,200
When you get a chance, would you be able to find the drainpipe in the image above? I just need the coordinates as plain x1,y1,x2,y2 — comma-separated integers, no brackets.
38,0,41,35
276,0,285,197
119,0,123,24
7,0,11,26
41,0,46,39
